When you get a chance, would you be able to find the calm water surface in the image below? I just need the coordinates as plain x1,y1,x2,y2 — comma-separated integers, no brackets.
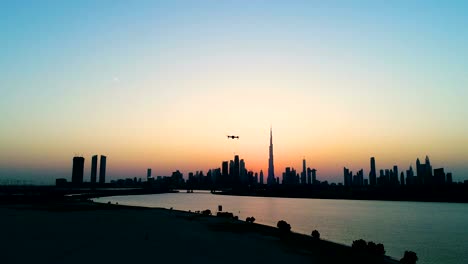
94,192,468,264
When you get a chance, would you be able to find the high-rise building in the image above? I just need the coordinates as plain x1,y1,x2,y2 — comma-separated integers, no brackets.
301,159,307,185
240,159,247,184
311,168,317,184
406,165,414,185
385,169,390,184
392,165,399,185
72,156,85,185
90,155,98,184
352,169,364,186
259,170,264,185
434,168,445,185
229,160,235,184
369,157,376,186
99,155,107,184
222,161,229,185
282,167,298,185
416,158,423,184
147,168,152,178
267,127,276,185
416,156,433,185
234,155,240,184
424,156,433,184
446,173,453,184
307,168,312,185
343,167,352,186
222,161,228,177
212,168,221,184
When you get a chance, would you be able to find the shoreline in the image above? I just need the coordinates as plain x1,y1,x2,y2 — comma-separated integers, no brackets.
0,200,400,264
214,188,468,204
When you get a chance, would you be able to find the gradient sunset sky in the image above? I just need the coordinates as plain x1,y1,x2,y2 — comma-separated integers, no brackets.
1,1,467,184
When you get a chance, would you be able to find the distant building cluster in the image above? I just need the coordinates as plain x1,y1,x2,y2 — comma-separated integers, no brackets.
344,156,453,187
282,159,319,185
57,155,107,187
184,154,264,189
344,168,366,187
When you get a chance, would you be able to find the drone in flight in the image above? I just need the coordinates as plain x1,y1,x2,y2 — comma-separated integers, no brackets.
227,135,239,139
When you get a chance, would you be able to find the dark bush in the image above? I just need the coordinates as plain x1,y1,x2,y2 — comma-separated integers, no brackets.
246,216,256,223
277,220,291,232
216,212,234,218
400,251,418,264
367,241,377,254
376,243,385,255
311,230,320,240
352,239,367,251
366,241,385,255
201,209,212,216
352,239,386,256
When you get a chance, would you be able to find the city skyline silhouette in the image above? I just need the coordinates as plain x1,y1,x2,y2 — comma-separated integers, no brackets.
0,126,466,185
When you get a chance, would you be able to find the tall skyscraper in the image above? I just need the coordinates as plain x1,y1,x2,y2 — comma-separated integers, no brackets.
416,156,433,185
229,160,235,184
424,155,433,184
99,155,107,184
393,165,399,184
259,170,264,185
282,167,298,185
222,161,229,185
222,161,228,177
72,156,85,185
234,155,240,184
301,159,307,185
343,167,352,186
311,168,317,184
406,165,414,185
446,173,453,184
416,158,423,184
267,127,276,185
434,168,445,185
369,157,376,186
147,168,152,178
240,159,247,184
90,155,98,184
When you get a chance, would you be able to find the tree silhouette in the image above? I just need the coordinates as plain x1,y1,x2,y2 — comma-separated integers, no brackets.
311,230,320,240
400,251,418,264
352,239,367,251
376,243,385,255
201,209,211,216
246,216,256,223
277,220,291,232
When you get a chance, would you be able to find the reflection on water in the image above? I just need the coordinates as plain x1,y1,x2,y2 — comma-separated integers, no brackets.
94,191,468,264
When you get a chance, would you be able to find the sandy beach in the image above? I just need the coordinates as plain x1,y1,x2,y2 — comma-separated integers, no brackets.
0,202,398,264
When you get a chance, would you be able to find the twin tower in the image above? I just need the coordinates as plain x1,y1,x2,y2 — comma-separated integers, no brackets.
72,155,106,186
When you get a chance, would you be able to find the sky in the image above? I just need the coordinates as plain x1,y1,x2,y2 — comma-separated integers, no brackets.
1,1,467,184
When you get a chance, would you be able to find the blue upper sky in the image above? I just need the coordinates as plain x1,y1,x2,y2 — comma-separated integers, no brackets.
1,1,467,184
